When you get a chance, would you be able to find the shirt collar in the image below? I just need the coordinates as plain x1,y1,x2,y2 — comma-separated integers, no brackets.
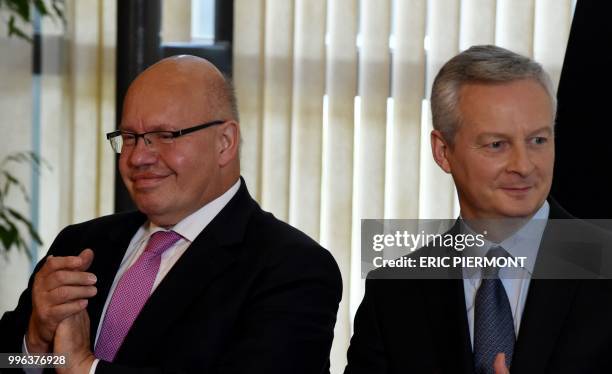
461,200,550,277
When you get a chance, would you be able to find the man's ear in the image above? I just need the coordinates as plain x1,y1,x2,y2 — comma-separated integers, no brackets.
217,120,240,167
431,130,452,174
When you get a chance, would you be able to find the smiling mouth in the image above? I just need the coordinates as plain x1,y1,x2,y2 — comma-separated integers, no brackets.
131,174,169,189
500,186,533,195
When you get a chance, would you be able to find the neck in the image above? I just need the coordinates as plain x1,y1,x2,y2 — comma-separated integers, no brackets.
463,217,531,243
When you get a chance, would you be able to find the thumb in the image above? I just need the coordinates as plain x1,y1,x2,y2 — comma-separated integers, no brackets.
76,248,95,271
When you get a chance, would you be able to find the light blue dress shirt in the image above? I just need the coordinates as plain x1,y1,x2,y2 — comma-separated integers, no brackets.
462,201,550,347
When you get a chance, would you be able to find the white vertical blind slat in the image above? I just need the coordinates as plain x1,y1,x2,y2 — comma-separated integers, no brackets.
261,0,295,220
350,0,391,322
496,0,535,56
97,0,116,217
70,0,102,223
234,0,265,200
40,30,69,250
355,0,391,221
460,0,496,50
420,0,459,219
386,0,426,218
289,0,326,239
321,0,357,371
534,0,573,90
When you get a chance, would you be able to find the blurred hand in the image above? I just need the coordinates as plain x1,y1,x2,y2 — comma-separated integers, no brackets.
54,309,95,374
494,353,510,374
26,249,96,353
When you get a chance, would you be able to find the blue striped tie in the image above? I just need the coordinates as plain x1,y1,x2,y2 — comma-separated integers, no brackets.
473,246,516,374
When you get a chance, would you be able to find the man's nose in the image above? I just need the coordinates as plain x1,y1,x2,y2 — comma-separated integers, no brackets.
126,136,158,166
506,144,535,176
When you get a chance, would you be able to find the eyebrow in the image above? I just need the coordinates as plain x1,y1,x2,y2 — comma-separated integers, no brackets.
526,126,554,137
476,126,554,141
119,123,175,132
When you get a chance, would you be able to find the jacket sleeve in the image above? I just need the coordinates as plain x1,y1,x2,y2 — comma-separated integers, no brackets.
0,225,79,373
344,278,388,374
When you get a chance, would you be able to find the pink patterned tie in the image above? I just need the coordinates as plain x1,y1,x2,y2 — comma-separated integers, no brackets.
94,230,182,362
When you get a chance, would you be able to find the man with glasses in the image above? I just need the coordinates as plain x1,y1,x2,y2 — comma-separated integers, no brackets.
1,55,342,373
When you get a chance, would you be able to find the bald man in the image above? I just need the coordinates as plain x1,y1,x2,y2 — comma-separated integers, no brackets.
0,56,342,374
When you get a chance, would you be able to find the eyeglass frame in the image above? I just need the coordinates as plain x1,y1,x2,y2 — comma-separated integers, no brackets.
106,120,227,154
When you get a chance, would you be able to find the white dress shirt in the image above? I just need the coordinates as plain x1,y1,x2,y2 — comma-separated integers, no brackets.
25,179,241,374
462,201,550,347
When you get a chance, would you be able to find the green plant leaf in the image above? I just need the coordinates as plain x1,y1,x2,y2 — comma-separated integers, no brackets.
51,0,64,22
32,0,49,16
5,151,32,164
0,151,48,257
0,223,14,250
10,151,45,166
2,171,30,202
5,0,31,22
3,151,50,175
7,208,42,244
0,215,20,251
3,0,66,43
0,213,32,258
7,14,32,42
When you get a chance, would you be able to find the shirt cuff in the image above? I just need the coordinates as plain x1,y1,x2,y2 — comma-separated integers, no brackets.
23,335,98,374
89,358,100,374
22,335,43,374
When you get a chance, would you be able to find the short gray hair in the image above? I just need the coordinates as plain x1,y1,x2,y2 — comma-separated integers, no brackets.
219,73,240,122
431,45,557,144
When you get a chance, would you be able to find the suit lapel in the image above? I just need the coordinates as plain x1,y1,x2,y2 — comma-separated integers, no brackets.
511,198,581,372
425,222,474,374
114,179,258,362
422,227,474,374
511,279,578,373
423,278,474,374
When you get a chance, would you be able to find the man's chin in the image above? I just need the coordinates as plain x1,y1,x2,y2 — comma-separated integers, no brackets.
133,198,168,217
496,199,545,218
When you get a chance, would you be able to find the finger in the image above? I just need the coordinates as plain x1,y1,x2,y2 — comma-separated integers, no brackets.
39,255,87,276
493,353,509,374
34,299,88,333
44,270,97,291
76,249,95,271
47,286,97,305
48,299,89,323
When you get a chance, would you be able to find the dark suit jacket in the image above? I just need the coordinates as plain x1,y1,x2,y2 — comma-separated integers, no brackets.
0,179,342,373
345,199,612,373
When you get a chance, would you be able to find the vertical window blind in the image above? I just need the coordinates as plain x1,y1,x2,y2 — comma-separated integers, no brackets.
233,1,575,371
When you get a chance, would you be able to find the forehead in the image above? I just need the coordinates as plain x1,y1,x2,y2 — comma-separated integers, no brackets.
121,78,212,131
456,79,554,136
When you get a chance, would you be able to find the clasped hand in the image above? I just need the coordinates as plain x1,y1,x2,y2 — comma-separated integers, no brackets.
26,249,97,373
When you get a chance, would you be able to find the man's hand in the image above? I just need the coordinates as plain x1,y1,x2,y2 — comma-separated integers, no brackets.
26,249,97,353
54,309,95,374
494,353,510,374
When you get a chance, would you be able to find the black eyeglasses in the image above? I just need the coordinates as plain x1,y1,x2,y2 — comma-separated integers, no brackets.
106,120,226,154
